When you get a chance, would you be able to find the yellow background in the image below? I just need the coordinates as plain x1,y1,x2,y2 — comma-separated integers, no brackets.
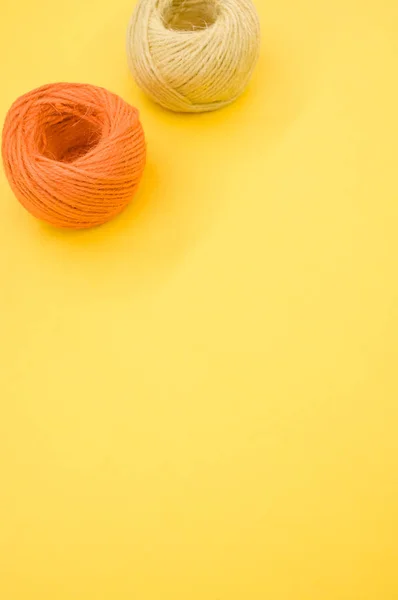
1,0,398,598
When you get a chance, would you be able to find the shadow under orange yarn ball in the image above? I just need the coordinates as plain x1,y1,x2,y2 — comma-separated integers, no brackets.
2,83,146,229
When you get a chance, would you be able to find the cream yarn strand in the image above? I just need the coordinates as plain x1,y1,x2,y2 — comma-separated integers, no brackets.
126,0,260,112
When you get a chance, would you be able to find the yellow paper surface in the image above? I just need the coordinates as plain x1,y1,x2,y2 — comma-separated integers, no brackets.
1,0,397,598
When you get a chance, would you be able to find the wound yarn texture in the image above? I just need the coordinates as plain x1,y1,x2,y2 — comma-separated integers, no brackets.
126,0,260,113
2,83,146,229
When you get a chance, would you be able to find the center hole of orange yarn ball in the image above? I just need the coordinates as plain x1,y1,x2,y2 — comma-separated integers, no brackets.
163,0,218,31
37,106,103,163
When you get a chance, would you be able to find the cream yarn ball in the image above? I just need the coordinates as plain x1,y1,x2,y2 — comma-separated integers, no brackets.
126,0,260,112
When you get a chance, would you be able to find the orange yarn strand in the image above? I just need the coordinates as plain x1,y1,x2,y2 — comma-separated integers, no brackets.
2,83,146,229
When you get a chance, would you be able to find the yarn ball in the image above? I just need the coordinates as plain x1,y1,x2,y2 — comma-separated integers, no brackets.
2,83,146,229
126,0,260,113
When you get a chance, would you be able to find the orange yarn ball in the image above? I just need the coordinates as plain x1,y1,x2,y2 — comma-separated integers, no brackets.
2,82,146,229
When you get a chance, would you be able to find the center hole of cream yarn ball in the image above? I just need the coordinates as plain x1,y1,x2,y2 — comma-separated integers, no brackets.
37,104,103,163
162,0,218,31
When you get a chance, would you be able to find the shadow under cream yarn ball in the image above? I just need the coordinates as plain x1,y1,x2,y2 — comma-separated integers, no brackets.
126,0,260,112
